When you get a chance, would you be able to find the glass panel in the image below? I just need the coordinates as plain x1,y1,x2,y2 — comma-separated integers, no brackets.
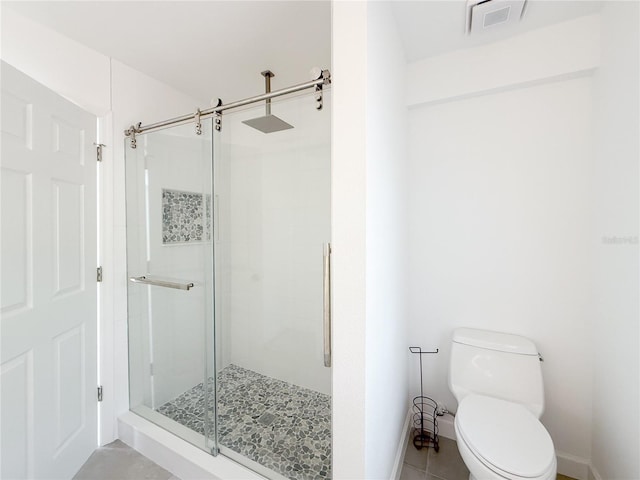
125,119,216,453
213,90,332,478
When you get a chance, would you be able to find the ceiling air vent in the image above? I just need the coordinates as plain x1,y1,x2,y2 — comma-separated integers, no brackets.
466,0,527,35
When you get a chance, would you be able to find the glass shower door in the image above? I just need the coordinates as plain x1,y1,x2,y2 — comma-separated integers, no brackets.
125,120,217,453
213,91,332,479
123,86,332,479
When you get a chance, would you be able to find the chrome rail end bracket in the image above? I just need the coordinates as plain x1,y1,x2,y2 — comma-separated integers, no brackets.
315,70,331,111
195,108,202,135
124,122,142,149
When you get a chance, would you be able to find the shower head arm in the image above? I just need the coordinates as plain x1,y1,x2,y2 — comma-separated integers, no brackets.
261,70,275,115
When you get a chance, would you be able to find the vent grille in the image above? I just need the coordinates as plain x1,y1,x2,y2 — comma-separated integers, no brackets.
484,5,511,28
466,0,527,35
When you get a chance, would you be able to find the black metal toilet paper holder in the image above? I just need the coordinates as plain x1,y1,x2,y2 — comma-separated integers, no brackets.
409,346,439,452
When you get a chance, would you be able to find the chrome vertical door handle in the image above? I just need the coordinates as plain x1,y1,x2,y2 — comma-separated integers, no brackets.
323,243,332,367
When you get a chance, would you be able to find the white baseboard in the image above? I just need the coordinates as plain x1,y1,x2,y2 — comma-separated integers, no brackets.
556,450,590,480
390,408,456,479
390,409,412,480
588,463,603,480
436,413,456,441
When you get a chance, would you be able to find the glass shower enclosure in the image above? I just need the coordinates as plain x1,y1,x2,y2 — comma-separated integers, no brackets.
125,88,331,479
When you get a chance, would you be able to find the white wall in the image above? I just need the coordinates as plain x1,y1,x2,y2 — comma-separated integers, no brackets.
407,14,600,107
590,3,640,479
331,2,368,477
0,7,111,116
1,6,201,444
408,76,595,462
215,95,332,394
332,2,410,478
406,15,602,474
365,2,409,479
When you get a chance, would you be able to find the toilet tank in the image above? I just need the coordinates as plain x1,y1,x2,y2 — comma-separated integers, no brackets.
448,328,545,417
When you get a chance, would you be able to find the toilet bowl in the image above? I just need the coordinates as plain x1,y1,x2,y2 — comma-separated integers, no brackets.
448,328,557,480
454,394,556,480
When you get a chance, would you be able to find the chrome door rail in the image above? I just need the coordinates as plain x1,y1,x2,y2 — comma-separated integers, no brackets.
124,69,331,140
129,275,195,291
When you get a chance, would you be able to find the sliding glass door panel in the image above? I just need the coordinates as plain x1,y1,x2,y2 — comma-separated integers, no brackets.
125,120,217,453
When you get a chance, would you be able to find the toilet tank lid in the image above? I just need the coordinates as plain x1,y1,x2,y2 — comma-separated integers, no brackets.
453,328,538,355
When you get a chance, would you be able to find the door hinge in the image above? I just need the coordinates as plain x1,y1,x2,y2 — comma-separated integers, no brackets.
97,266,103,282
95,143,105,162
97,386,103,402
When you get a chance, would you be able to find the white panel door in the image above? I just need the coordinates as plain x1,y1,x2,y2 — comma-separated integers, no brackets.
1,62,97,479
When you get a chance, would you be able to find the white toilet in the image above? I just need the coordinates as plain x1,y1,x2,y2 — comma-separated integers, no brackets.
448,328,557,480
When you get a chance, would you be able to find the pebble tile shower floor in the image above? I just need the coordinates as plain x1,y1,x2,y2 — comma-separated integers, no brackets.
157,364,332,480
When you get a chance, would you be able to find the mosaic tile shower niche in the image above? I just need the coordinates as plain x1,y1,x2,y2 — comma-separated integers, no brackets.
162,188,211,244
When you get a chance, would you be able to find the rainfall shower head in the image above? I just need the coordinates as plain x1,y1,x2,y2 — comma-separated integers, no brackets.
243,114,293,134
242,70,294,134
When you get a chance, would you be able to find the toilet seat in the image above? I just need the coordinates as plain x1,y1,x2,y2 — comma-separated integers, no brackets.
456,394,556,479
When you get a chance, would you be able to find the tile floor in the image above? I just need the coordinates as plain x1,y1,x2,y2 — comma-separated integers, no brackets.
158,364,332,480
72,440,177,480
400,436,468,480
399,434,577,480
77,435,580,480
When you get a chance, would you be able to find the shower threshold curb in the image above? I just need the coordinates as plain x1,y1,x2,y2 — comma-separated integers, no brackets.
118,411,267,480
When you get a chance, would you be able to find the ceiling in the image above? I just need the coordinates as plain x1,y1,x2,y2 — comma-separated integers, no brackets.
3,1,332,104
392,0,603,63
4,1,602,103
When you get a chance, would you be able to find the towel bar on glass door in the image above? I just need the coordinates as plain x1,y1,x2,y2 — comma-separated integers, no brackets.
129,275,195,291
